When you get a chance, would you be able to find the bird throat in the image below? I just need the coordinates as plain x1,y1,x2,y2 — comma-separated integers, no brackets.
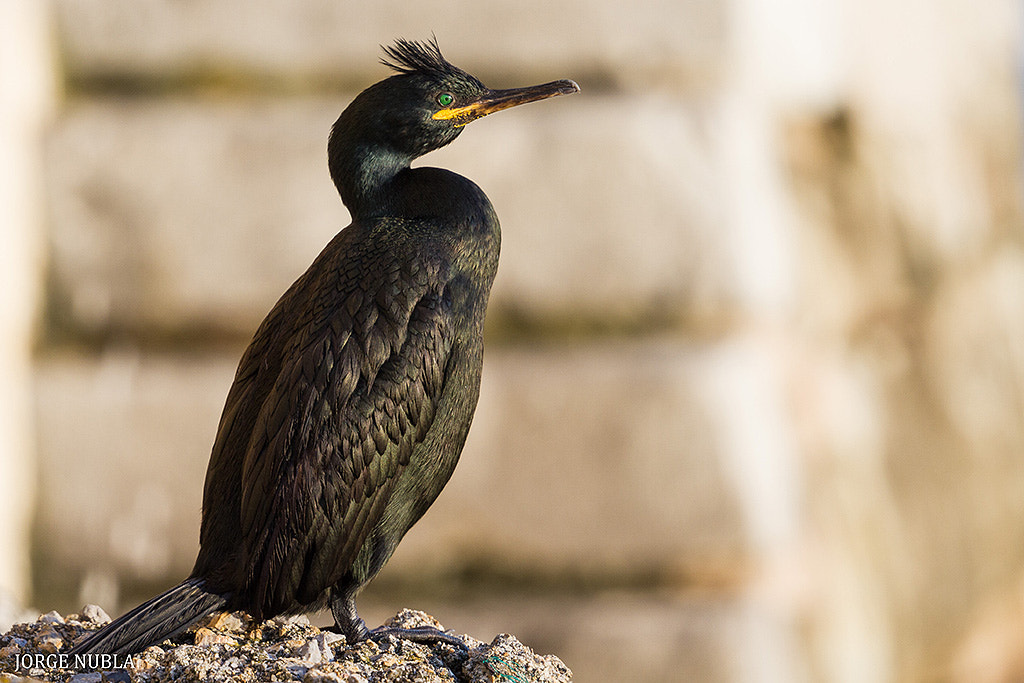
330,138,415,220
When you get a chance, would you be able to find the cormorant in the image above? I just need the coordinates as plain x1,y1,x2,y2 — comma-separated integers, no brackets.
68,38,578,657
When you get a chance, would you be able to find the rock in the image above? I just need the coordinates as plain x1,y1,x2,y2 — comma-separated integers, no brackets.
79,605,111,625
319,631,345,649
35,626,63,654
386,609,445,632
304,670,367,683
68,673,104,683
464,634,572,683
192,626,237,647
296,637,327,666
0,608,572,681
70,671,129,683
204,611,245,632
278,657,312,679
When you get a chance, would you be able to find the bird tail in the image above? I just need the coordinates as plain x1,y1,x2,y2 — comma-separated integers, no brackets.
67,578,227,657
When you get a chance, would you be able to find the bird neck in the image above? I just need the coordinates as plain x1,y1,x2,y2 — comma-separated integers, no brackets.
329,139,413,219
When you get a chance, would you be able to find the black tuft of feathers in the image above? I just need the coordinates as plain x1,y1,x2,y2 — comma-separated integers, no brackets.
381,37,476,84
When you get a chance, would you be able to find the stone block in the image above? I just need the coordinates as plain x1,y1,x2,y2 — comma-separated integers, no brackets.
431,95,735,327
45,99,347,339
32,351,235,586
44,95,734,340
52,0,726,89
32,338,795,608
389,337,799,580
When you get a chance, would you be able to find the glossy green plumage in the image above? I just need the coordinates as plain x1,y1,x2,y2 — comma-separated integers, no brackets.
68,38,575,656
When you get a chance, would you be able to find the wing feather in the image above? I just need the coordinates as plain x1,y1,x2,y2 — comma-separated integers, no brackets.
220,225,453,616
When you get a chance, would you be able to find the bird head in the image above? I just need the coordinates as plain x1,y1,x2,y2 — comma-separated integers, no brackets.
328,38,579,214
332,38,579,162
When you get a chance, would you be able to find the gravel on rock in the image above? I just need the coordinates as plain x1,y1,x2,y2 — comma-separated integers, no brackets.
0,606,572,683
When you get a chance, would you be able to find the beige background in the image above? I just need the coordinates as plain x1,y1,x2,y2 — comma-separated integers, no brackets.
1,1,1023,681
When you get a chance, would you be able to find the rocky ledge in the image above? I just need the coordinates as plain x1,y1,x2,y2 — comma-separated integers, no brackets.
0,607,572,682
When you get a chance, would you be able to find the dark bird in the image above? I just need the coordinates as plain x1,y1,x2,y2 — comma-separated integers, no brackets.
68,38,578,657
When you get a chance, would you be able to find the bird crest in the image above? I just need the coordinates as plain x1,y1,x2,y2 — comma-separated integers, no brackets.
380,37,476,84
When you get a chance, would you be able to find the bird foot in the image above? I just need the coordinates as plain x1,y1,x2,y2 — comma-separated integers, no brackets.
369,625,467,649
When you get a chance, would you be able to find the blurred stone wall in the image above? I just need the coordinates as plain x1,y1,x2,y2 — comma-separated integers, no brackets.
17,0,1024,681
0,0,55,621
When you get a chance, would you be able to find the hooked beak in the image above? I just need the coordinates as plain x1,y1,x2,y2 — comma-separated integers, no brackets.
432,79,580,127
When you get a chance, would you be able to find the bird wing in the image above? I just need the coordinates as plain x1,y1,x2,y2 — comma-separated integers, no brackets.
219,225,453,615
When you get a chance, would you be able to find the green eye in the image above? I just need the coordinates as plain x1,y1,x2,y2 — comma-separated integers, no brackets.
437,92,454,107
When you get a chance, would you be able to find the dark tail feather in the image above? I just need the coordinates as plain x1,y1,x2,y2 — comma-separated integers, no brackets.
67,578,227,657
